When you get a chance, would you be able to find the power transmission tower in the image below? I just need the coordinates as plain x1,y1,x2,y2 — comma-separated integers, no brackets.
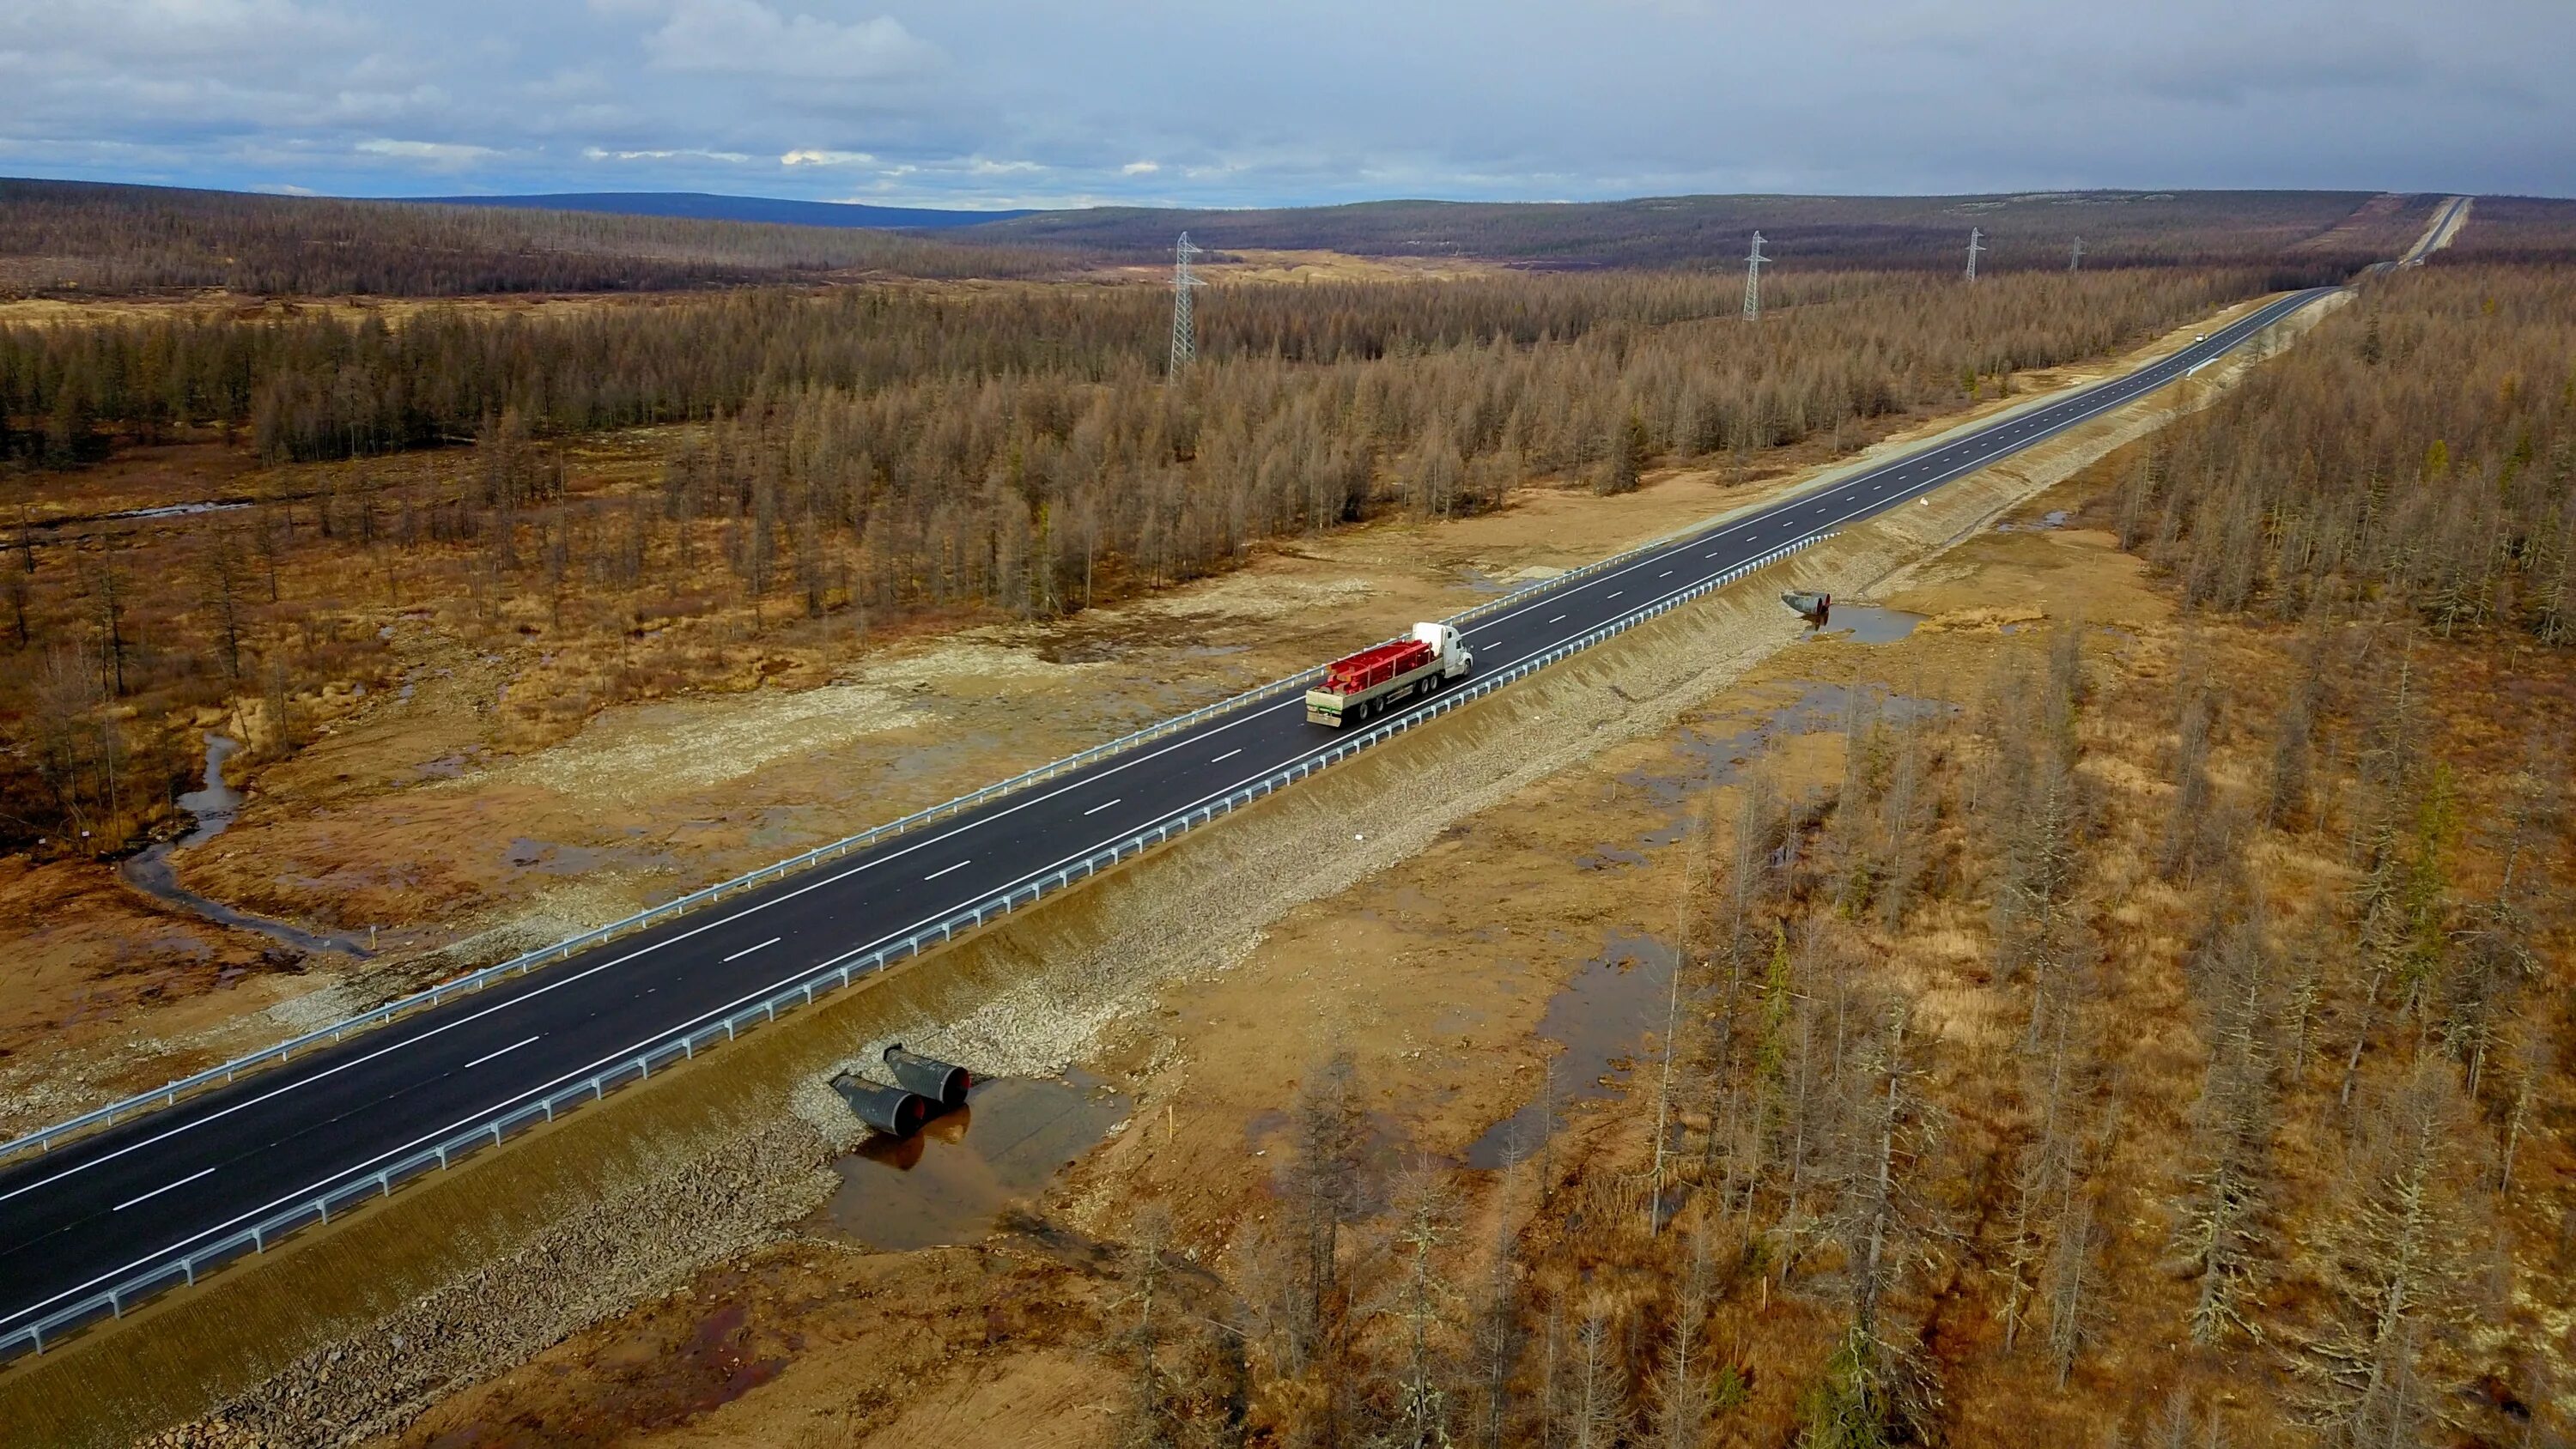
2069,237,2084,272
1741,230,1768,320
1168,231,1205,378
1965,227,1984,282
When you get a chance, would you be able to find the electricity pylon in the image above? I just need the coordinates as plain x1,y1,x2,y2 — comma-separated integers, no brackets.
1965,227,1984,282
2069,237,2084,271
1168,231,1205,377
1741,230,1768,320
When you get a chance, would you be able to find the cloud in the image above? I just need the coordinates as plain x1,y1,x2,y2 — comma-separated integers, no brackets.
356,138,500,167
584,145,752,162
0,0,2567,206
640,0,941,82
250,181,318,195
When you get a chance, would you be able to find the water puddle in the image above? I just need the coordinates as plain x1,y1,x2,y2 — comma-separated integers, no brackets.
806,1071,1131,1252
1467,932,1675,1169
176,734,246,846
1805,605,1927,644
119,734,372,958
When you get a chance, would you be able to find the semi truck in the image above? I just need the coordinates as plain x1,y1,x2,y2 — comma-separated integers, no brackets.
1306,622,1473,727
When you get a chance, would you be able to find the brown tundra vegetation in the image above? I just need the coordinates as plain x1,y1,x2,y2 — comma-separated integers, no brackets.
1072,262,2573,1448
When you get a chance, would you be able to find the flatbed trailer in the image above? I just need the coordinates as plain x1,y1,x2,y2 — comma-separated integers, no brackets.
1305,622,1473,726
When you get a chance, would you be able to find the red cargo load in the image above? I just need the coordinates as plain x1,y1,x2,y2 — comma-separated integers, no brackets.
1322,638,1434,694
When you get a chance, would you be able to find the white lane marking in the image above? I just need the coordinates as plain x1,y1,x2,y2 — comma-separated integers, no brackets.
1,289,2329,1333
720,938,779,964
1658,570,1672,578
114,1167,215,1213
1083,797,1122,816
924,860,971,882
1211,748,1242,764
459,1035,541,1070
1546,614,1566,624
1606,591,1622,600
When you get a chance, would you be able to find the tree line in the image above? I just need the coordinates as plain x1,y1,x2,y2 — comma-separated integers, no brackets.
0,264,2271,852
1,264,2265,473
0,179,1066,299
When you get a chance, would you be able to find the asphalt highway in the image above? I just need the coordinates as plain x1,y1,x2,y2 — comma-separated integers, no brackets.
0,285,2333,1344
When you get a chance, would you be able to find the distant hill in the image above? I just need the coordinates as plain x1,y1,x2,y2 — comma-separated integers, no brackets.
0,178,1066,296
950,191,2428,277
410,191,1036,231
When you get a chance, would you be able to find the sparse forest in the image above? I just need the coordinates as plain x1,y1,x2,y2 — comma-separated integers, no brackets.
1082,259,2574,1448
0,264,2265,852
2117,264,2576,645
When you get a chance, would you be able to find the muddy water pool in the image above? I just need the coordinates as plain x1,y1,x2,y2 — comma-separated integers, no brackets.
806,1071,1132,1252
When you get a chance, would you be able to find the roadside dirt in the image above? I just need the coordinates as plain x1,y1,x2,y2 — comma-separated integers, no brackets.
0,295,2283,1149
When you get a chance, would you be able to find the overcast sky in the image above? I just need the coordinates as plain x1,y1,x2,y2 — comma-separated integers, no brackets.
3,0,2569,209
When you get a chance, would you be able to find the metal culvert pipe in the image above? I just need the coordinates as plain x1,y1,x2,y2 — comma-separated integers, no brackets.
882,1043,972,1109
833,1075,931,1137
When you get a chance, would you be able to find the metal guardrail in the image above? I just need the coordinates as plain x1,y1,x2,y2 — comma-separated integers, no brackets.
0,533,1831,1363
0,487,1765,1172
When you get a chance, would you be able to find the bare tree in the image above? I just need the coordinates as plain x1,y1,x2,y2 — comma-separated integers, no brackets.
1562,1309,1628,1449
1648,1222,1716,1449
2169,906,2278,1347
1465,1159,1526,1449
198,529,249,682
2293,1055,2492,1447
1368,1165,1461,1449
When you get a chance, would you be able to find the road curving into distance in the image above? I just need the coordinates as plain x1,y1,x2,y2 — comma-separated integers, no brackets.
0,283,2335,1359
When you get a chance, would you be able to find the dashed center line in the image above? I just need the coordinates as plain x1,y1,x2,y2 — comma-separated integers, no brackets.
1606,591,1622,600
115,1167,214,1213
1083,797,1123,816
1211,748,1243,764
460,1034,542,1070
719,938,780,964
923,860,971,882
1546,614,1566,624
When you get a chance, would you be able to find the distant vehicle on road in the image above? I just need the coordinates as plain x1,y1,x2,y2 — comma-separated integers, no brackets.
1307,623,1473,726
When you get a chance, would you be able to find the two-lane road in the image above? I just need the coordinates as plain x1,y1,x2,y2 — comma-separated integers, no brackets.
0,286,2335,1349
